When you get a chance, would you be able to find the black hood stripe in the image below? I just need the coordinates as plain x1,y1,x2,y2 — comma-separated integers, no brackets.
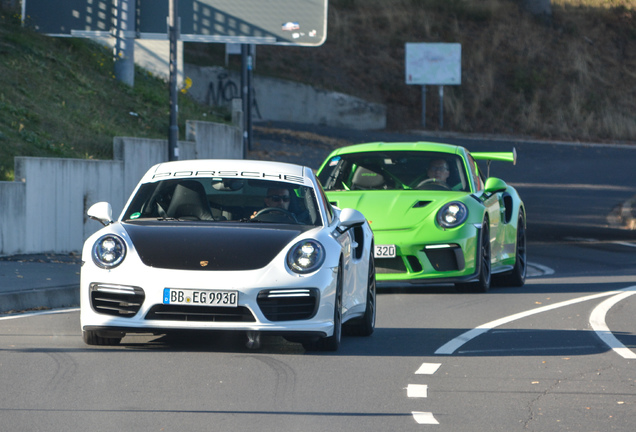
123,222,311,271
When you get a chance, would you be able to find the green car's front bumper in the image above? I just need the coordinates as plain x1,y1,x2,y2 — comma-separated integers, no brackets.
373,222,484,285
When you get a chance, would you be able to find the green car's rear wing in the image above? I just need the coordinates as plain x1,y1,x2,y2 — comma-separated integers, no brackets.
471,148,517,178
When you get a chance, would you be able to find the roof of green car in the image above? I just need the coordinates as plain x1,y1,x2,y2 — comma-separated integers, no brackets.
326,141,464,156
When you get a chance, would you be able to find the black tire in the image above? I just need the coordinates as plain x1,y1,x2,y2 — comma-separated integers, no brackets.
321,263,343,351
306,263,343,352
495,213,527,287
344,253,376,337
456,220,491,293
82,330,123,346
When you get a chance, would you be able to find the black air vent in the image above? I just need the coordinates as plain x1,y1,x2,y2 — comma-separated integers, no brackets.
257,289,319,321
375,257,407,274
413,201,431,208
145,305,255,322
90,283,145,317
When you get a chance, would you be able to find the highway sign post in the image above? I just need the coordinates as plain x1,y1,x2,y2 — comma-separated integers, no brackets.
405,43,461,129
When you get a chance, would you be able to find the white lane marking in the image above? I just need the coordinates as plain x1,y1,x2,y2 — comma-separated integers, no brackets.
407,384,428,398
527,261,555,276
613,241,636,248
589,290,636,359
458,345,599,355
412,412,439,425
435,289,636,355
0,307,79,321
415,363,441,375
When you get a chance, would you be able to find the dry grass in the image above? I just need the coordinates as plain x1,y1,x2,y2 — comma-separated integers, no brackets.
235,0,635,142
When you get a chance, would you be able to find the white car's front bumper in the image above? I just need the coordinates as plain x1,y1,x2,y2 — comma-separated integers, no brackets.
80,257,339,338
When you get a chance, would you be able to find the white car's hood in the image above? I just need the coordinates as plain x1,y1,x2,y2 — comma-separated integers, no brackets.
122,221,312,271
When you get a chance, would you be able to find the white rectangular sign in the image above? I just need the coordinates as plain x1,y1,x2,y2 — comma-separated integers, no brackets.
405,43,461,85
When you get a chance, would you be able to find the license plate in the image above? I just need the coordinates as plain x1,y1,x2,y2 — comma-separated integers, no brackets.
163,288,238,307
375,244,396,258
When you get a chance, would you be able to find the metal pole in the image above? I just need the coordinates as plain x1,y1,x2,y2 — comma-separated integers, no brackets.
247,44,254,152
113,0,135,87
168,0,179,161
241,44,248,153
421,86,426,128
439,85,444,130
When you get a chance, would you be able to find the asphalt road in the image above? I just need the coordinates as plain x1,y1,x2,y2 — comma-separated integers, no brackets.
1,125,636,431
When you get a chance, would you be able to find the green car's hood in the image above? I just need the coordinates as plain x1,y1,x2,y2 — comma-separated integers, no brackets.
328,191,464,230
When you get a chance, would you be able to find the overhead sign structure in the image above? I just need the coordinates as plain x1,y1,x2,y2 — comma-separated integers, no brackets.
23,0,328,46
405,43,461,85
140,0,327,46
22,0,115,36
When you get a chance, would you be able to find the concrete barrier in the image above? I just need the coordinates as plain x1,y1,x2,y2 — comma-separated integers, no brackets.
0,181,26,255
185,64,386,130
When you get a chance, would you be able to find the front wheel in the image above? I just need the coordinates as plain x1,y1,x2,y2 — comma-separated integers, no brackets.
456,220,491,293
494,213,527,287
345,253,376,337
304,263,343,352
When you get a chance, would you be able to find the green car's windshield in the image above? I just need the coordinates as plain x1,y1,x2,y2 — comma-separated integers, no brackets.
122,178,323,226
319,151,470,192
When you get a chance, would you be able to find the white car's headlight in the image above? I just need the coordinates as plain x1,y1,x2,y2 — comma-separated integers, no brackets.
437,202,468,229
287,240,325,274
92,234,127,268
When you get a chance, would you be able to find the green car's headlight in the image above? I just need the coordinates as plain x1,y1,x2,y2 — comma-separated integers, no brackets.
92,234,126,268
437,202,468,229
287,240,325,274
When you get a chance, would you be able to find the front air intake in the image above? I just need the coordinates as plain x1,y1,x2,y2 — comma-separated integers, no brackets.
257,289,319,321
145,305,256,322
90,283,145,317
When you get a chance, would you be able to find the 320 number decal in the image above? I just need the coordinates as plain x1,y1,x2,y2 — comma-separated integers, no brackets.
374,244,396,258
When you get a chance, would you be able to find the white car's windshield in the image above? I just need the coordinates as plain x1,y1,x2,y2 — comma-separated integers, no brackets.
123,178,322,226
319,151,470,192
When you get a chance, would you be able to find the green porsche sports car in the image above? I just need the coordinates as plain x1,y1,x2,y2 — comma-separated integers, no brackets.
316,142,526,292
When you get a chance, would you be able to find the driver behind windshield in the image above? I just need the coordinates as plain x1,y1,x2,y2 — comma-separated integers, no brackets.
251,187,291,219
264,188,291,210
427,159,450,185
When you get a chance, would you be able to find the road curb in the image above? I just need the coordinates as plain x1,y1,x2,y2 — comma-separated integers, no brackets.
0,284,79,314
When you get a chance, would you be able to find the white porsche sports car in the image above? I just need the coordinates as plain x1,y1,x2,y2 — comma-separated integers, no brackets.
81,159,375,351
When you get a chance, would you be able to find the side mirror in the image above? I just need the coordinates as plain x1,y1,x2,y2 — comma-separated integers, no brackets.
87,202,114,226
338,208,366,232
484,177,508,194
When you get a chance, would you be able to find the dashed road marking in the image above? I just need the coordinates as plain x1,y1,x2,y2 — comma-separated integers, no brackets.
407,384,428,398
409,363,441,425
412,411,439,425
415,363,441,375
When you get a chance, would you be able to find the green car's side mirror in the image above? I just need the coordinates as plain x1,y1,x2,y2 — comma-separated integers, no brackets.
484,177,508,194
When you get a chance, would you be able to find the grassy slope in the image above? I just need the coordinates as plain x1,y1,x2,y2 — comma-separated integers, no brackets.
0,8,225,181
189,0,636,142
